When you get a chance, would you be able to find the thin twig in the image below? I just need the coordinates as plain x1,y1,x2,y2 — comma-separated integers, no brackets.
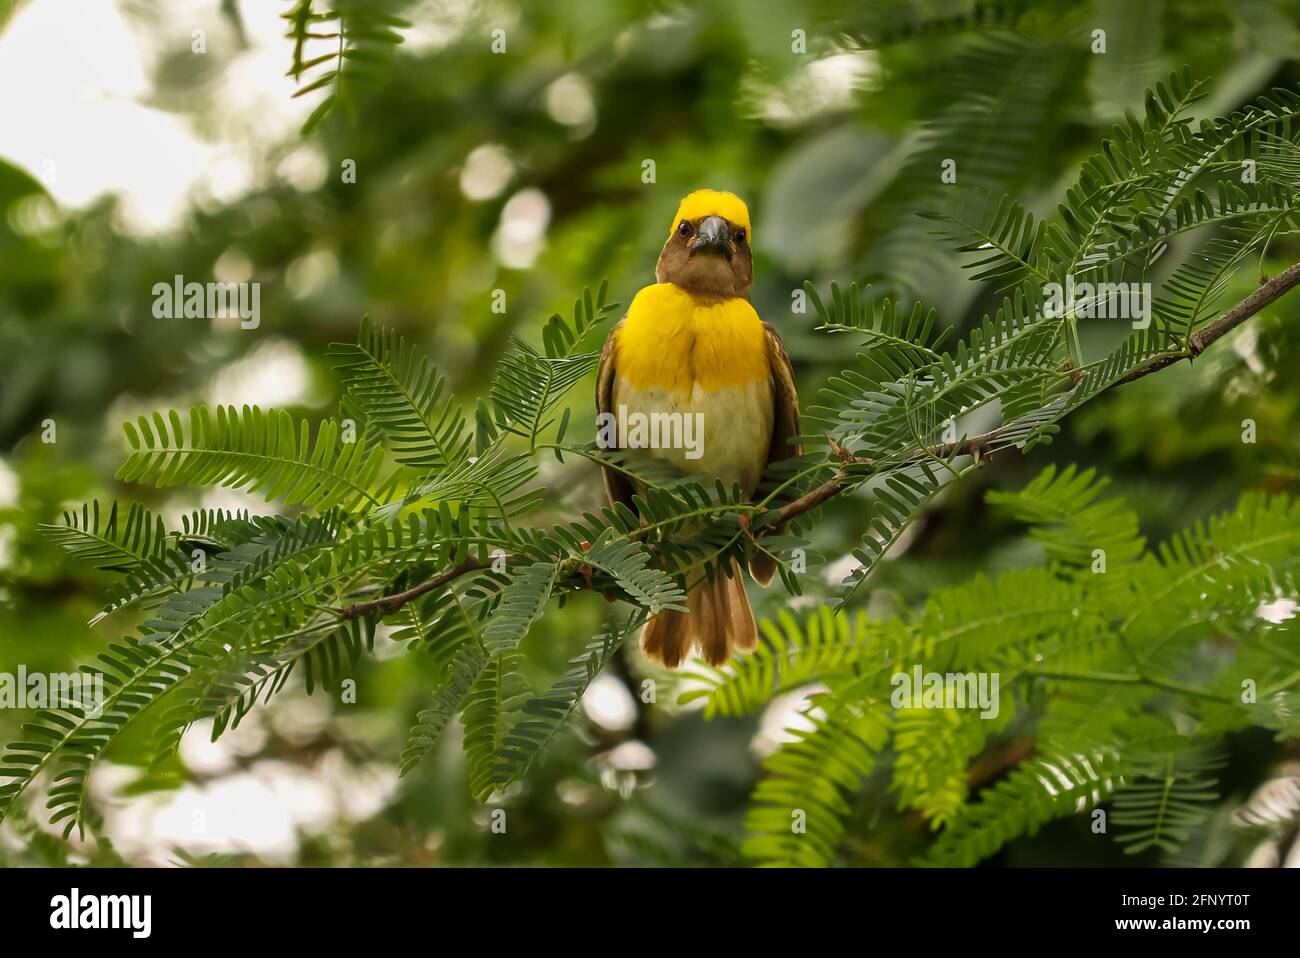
773,261,1300,528
1114,259,1300,385
338,557,482,619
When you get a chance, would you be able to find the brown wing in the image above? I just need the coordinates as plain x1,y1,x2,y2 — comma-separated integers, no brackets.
750,322,801,586
763,322,802,467
596,317,637,511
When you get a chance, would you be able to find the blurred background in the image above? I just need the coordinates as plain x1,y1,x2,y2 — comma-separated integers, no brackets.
1,0,1299,866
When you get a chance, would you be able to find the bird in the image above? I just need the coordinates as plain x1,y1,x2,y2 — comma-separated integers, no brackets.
596,189,801,668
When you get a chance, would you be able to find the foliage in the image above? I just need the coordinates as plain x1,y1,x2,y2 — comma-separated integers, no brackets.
283,0,412,134
688,468,1300,866
4,0,1300,867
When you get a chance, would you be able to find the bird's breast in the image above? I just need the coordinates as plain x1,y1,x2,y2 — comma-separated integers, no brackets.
610,284,773,494
616,283,769,392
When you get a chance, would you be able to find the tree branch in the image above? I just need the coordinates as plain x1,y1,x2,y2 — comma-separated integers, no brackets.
336,260,1300,621
776,261,1300,527
338,557,482,620
1114,260,1300,385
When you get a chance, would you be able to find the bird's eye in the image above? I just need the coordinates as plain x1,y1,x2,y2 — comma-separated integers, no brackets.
678,220,692,237
734,228,746,245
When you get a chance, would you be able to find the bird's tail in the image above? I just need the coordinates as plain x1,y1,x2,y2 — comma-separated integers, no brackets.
639,558,757,668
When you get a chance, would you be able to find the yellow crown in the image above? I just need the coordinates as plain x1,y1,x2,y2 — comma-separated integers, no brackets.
669,189,752,241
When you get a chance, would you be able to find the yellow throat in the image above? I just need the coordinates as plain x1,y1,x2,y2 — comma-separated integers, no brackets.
615,283,768,394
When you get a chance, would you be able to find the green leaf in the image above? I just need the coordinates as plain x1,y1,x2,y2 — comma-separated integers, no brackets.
463,653,529,801
494,613,643,788
584,530,687,614
399,642,489,777
115,405,385,513
329,318,472,473
480,561,559,654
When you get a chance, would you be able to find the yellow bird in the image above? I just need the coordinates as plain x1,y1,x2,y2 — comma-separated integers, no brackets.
596,189,801,668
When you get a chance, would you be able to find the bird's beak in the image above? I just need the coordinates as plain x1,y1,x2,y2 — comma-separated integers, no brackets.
689,216,732,259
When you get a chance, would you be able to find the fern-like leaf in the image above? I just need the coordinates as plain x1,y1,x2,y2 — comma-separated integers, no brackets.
329,318,472,473
493,613,642,788
116,405,385,512
40,501,169,571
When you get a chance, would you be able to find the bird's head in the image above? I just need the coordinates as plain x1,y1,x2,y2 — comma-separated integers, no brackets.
655,189,753,299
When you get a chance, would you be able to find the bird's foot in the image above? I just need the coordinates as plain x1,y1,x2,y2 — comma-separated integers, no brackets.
828,436,871,465
577,540,595,588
